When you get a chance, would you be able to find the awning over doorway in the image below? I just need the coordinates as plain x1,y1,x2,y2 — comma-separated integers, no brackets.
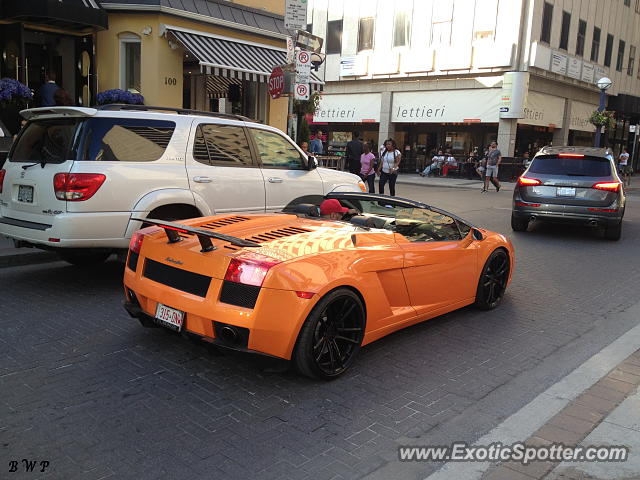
0,0,108,30
166,26,323,88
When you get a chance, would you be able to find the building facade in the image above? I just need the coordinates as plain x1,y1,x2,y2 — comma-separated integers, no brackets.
307,0,640,167
97,0,293,131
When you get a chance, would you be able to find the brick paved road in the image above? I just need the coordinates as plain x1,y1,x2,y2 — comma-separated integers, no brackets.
2,185,640,480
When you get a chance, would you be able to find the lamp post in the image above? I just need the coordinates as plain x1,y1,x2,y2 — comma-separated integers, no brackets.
594,77,612,147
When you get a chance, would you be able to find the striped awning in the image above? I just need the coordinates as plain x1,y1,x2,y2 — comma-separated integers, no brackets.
166,26,323,88
206,76,241,99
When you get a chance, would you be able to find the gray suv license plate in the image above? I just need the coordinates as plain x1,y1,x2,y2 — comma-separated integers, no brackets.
557,187,576,197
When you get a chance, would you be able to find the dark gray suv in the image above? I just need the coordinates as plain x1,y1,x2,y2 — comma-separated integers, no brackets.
511,146,625,240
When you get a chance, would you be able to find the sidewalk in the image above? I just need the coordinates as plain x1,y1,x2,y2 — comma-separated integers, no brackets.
0,236,58,268
397,173,516,191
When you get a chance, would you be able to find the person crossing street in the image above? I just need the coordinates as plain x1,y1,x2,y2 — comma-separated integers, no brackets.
482,141,502,192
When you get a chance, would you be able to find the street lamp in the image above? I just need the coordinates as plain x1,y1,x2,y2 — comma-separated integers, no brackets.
594,77,612,147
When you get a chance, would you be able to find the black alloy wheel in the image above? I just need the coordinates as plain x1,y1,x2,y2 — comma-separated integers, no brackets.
474,249,510,310
294,288,365,379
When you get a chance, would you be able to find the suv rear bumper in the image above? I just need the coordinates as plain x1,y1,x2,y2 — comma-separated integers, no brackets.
0,210,132,248
512,203,622,227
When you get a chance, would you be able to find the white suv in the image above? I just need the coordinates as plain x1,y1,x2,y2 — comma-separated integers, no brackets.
0,105,364,265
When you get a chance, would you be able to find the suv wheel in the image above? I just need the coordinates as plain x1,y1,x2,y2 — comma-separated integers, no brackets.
59,251,112,266
511,214,529,232
604,222,622,241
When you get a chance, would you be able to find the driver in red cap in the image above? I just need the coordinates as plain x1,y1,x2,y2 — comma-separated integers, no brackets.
320,199,353,220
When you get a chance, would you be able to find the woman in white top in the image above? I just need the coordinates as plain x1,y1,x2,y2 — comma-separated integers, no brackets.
377,139,401,196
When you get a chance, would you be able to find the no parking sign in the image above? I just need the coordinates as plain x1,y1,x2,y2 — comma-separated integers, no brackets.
294,83,310,101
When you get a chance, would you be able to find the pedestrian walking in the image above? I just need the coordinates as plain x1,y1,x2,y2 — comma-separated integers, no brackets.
482,141,502,192
618,148,631,186
346,131,364,175
377,139,401,196
359,142,376,193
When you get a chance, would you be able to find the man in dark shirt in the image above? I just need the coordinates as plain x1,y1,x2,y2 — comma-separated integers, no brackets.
37,72,60,107
346,131,364,175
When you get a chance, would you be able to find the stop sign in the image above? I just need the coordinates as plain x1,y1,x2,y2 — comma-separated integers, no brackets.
268,66,285,99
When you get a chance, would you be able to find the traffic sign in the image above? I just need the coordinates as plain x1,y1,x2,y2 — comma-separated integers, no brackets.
285,0,307,30
296,30,323,53
295,83,310,101
268,66,285,99
286,36,295,64
295,49,312,83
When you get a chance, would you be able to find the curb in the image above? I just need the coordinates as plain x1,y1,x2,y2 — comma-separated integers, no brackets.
0,251,60,269
396,178,515,191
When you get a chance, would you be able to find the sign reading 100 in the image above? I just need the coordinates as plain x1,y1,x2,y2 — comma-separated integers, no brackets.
164,77,177,86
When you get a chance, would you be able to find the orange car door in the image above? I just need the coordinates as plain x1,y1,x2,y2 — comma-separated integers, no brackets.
399,213,479,317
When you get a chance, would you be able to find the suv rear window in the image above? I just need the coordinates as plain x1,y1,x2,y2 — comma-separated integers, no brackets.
528,155,612,177
11,118,175,163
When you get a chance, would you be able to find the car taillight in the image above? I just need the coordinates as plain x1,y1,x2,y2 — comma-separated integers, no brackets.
224,253,281,287
592,181,621,192
0,169,5,194
518,176,542,186
129,231,145,254
53,173,106,201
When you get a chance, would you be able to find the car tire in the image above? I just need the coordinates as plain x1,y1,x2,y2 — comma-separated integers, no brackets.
511,214,529,232
604,222,622,241
293,288,365,380
474,249,510,310
59,251,111,266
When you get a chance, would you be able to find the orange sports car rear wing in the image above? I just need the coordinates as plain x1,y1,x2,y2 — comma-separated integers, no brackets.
131,218,261,252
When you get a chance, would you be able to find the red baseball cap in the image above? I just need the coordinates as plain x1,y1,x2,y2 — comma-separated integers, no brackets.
320,199,348,216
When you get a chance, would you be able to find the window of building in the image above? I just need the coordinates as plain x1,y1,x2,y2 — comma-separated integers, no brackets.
306,23,312,34
193,124,252,166
628,45,636,76
604,34,614,67
636,0,640,14
540,2,553,44
591,27,601,62
358,17,375,52
624,0,630,6
559,11,571,50
616,39,626,71
576,20,586,56
326,20,343,55
119,33,141,92
393,8,411,47
250,129,304,169
431,0,453,45
472,0,498,42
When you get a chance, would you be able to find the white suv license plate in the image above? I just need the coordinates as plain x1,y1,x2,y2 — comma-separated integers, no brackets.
18,185,34,203
154,303,184,331
557,187,576,197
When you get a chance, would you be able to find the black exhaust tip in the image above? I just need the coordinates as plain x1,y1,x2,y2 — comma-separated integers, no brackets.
213,322,249,347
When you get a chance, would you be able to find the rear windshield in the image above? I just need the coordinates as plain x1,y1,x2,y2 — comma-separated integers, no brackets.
528,155,612,177
11,118,175,163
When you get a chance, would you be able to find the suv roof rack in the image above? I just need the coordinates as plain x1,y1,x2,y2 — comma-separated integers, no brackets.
97,104,253,122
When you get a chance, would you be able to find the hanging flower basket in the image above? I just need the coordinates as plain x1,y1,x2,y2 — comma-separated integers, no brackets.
0,78,33,108
589,110,616,130
96,89,144,106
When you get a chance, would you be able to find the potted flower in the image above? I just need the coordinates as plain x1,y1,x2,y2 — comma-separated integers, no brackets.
589,110,616,131
0,78,33,134
96,89,144,106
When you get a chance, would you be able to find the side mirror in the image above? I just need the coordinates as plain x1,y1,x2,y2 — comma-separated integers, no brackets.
307,155,318,170
472,228,484,241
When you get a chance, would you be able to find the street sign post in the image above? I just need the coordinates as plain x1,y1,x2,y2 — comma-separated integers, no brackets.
286,36,295,64
295,49,311,83
294,83,310,101
268,66,285,99
285,0,306,30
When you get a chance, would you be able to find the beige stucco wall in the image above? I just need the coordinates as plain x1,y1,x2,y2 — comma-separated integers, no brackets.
96,12,287,129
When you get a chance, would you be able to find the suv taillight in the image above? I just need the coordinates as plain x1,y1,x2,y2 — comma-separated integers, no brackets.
518,176,541,186
592,181,621,192
53,173,106,201
0,169,5,194
224,253,281,287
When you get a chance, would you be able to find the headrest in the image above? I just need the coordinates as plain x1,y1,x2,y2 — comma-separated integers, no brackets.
291,203,320,217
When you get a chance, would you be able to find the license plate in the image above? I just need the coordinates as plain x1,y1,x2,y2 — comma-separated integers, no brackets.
154,303,184,331
17,185,34,203
557,187,576,197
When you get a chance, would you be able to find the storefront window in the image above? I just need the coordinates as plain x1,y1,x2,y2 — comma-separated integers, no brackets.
120,33,141,92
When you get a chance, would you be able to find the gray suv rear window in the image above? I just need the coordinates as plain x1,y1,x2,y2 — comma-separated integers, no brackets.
528,155,612,177
11,118,175,163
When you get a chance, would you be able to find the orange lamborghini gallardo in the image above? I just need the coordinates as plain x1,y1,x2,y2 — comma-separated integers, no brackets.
123,193,514,379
